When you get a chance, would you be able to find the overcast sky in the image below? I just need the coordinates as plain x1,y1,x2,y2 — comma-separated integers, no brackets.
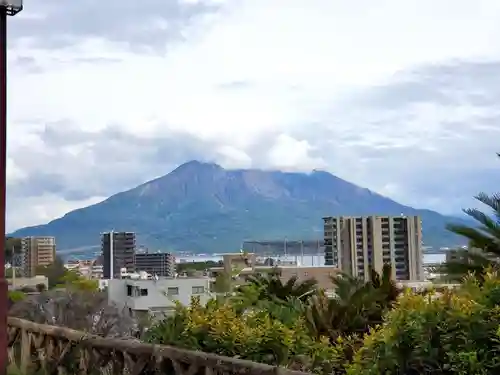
5,0,500,231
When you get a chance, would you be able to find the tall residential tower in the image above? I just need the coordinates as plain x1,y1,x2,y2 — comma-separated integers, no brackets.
20,236,56,277
134,251,176,277
101,231,136,279
323,215,423,281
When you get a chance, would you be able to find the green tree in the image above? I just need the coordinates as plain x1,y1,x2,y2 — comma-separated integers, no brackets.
8,290,26,303
176,260,221,274
4,237,22,263
63,271,99,291
439,154,500,281
212,271,233,294
35,283,46,293
240,269,318,303
5,267,22,278
145,297,338,373
36,256,68,288
305,265,400,343
348,270,500,375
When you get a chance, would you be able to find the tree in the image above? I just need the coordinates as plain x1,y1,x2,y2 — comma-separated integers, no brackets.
212,271,233,294
145,297,338,372
4,237,22,264
5,267,22,278
439,153,500,281
348,270,500,375
305,265,401,343
35,283,46,293
240,269,318,303
36,256,68,288
176,260,221,274
9,289,138,337
263,257,276,266
8,290,26,303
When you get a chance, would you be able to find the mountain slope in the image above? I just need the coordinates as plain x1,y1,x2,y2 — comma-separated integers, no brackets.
11,161,466,252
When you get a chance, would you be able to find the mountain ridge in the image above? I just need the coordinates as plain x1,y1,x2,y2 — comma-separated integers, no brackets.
10,161,467,252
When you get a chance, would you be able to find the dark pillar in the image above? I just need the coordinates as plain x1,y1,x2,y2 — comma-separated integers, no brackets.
0,7,8,375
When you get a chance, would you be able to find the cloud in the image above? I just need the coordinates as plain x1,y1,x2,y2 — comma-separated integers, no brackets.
5,0,500,231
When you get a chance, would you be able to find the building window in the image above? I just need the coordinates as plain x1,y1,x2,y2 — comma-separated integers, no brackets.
126,285,133,296
167,287,179,296
192,286,205,294
140,288,148,296
303,272,309,277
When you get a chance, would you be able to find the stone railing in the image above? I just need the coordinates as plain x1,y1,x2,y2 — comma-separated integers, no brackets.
7,317,312,375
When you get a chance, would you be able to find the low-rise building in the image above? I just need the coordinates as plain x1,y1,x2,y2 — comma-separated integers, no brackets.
7,275,49,291
445,247,499,263
107,276,212,319
209,252,339,291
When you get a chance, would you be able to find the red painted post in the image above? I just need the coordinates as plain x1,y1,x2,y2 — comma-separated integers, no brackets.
0,7,7,375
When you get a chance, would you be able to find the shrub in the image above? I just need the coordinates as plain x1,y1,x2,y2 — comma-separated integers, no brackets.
35,283,46,292
8,290,26,303
145,297,340,374
347,270,500,375
9,289,139,337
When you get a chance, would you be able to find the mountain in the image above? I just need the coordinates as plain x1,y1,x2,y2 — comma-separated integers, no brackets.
10,161,467,252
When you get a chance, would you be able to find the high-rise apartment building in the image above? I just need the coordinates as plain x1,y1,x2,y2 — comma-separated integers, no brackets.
323,215,423,281
20,237,56,277
101,232,136,279
134,252,176,277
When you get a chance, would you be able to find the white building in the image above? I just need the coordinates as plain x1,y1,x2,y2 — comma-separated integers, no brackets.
108,277,212,318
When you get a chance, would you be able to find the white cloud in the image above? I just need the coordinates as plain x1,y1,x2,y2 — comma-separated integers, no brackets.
5,0,500,230
267,134,326,172
6,195,106,232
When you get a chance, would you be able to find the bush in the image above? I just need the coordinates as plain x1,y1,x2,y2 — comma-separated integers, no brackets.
9,289,139,337
348,270,500,375
145,297,341,374
8,290,26,303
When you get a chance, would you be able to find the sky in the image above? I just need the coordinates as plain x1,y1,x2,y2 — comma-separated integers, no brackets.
5,0,500,232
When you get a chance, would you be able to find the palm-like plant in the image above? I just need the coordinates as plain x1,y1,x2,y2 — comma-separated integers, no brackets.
439,154,500,281
305,264,401,342
368,263,400,306
241,269,318,303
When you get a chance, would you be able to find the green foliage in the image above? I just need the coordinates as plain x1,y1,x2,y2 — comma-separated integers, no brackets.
5,267,22,278
238,269,318,303
176,260,222,274
348,269,500,375
146,266,402,374
35,256,68,288
145,297,339,373
440,153,500,280
34,256,98,291
4,236,22,263
61,271,99,291
35,283,46,292
8,290,26,303
305,264,401,345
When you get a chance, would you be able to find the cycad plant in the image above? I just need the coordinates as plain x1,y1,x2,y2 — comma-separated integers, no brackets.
305,264,400,342
239,268,318,303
